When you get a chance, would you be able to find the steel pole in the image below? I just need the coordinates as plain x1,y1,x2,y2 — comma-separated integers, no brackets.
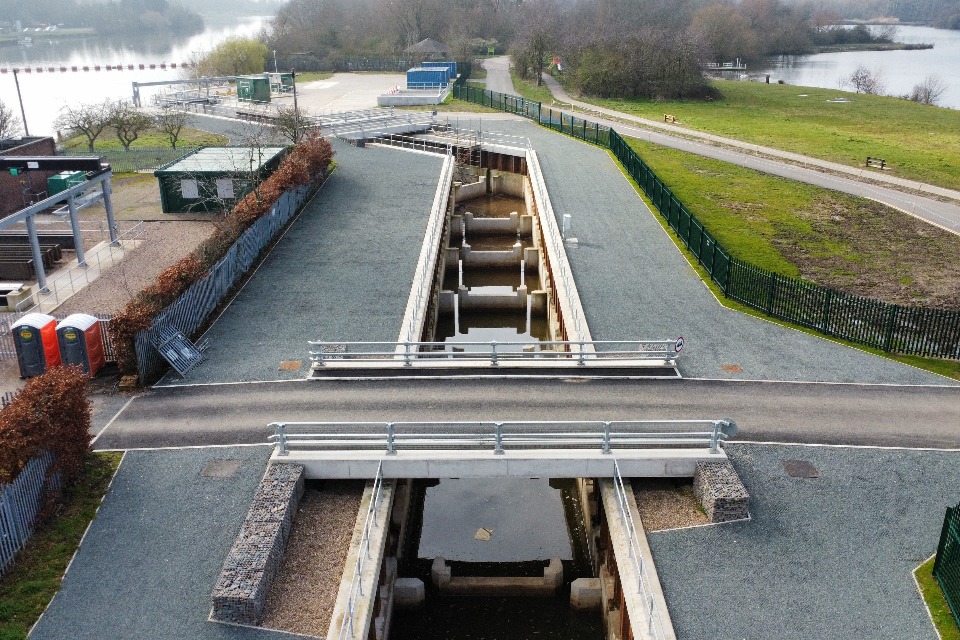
13,69,29,136
291,68,300,143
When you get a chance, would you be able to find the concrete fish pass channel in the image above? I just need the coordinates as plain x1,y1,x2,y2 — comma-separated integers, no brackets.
308,127,684,377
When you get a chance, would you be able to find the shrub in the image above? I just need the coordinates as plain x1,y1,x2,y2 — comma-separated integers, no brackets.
0,366,91,488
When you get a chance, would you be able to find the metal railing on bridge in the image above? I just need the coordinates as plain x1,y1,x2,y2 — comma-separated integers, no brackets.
268,419,737,457
308,339,683,367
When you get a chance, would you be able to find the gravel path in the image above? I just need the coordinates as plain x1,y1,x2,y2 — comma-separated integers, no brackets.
261,482,364,637
158,140,443,385
439,116,953,385
648,443,959,640
29,446,315,640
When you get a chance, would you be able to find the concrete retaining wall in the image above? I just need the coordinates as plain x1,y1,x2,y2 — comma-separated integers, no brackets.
431,556,564,596
210,463,305,625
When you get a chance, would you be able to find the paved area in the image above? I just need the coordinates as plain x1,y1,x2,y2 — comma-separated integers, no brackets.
440,116,953,386
649,443,959,639
91,379,960,451
29,446,313,640
158,140,442,385
276,73,405,114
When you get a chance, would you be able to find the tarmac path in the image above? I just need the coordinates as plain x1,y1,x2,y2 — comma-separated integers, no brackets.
92,378,960,451
482,57,960,235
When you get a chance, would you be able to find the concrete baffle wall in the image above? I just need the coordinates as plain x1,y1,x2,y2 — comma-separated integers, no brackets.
431,556,564,596
210,463,305,625
694,460,750,523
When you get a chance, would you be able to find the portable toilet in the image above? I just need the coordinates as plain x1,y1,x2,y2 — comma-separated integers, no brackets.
56,314,105,378
11,313,61,377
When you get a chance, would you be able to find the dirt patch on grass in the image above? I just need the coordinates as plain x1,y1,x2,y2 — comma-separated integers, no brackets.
632,478,709,532
773,192,960,309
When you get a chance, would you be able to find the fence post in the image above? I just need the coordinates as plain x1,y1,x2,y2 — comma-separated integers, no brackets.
276,423,288,456
882,305,898,352
494,423,504,455
821,289,833,335
602,422,612,454
386,423,396,455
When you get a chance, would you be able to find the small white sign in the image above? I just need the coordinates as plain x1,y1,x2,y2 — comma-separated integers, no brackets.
27,161,39,169
180,179,199,199
216,178,235,199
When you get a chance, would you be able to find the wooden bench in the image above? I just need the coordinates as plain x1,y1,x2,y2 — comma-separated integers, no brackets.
866,156,887,169
664,114,678,123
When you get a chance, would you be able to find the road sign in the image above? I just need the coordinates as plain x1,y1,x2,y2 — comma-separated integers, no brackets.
675,336,685,352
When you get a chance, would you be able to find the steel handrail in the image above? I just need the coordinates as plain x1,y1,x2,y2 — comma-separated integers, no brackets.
337,461,385,640
268,419,734,456
309,339,681,366
613,458,668,639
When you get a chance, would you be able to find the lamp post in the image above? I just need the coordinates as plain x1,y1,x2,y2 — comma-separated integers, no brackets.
273,50,278,74
12,69,29,136
291,68,300,143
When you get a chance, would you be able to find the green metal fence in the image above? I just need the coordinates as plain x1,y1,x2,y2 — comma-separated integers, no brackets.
934,503,960,628
453,84,960,359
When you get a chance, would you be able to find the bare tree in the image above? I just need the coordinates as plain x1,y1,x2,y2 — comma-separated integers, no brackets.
909,75,947,106
110,101,155,151
155,109,191,149
0,99,22,140
54,100,114,151
273,105,314,144
843,65,886,95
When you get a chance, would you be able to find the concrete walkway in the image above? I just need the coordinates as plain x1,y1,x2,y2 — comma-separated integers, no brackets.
158,140,443,385
29,446,313,640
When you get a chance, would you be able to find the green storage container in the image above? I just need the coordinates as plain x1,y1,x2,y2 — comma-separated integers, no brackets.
47,171,86,196
236,76,271,103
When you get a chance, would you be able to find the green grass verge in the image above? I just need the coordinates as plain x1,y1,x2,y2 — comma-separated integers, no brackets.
0,451,122,640
509,69,555,105
915,556,960,640
62,126,229,151
582,79,960,191
608,149,960,381
397,95,500,114
294,71,334,83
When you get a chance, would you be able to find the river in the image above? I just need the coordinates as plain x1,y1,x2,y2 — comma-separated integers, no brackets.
753,25,960,109
0,14,269,137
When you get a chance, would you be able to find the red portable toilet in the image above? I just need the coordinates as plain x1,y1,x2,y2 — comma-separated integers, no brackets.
11,313,61,377
56,314,106,378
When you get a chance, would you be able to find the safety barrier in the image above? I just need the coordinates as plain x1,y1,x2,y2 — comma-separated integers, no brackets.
269,419,736,457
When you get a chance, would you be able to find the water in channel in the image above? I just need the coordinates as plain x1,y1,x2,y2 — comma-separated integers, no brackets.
392,478,602,640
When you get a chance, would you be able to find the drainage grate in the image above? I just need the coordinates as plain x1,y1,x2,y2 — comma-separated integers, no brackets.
202,459,242,478
783,460,819,478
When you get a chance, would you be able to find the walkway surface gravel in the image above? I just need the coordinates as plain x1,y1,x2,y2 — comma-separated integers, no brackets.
29,446,314,640
649,443,959,640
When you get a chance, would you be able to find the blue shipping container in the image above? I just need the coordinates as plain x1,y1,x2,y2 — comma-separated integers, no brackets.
422,61,457,80
406,68,448,89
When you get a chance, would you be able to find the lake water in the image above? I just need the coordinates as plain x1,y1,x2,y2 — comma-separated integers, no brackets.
0,15,269,136
753,25,960,109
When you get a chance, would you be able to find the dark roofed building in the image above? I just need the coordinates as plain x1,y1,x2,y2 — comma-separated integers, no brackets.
403,38,451,61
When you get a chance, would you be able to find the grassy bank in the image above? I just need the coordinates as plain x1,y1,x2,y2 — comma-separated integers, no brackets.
0,452,123,640
61,126,228,151
610,151,960,380
915,556,960,640
585,80,960,191
625,137,960,309
510,69,555,104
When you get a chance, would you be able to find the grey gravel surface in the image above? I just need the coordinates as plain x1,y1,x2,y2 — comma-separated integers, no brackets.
159,140,442,385
29,446,314,640
649,443,959,640
440,116,954,386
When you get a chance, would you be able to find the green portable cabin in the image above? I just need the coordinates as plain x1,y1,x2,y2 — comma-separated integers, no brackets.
236,75,271,103
153,146,288,213
47,171,86,196
267,72,294,93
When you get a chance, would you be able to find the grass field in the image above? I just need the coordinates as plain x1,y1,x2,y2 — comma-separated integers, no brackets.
61,126,229,151
510,70,556,104
915,556,960,640
586,80,960,191
0,452,122,640
624,137,960,309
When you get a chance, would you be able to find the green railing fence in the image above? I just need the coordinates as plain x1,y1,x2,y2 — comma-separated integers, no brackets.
66,146,199,173
934,502,960,628
452,84,960,359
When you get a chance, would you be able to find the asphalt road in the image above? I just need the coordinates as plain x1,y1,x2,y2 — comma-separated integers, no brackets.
482,57,960,235
92,378,960,451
